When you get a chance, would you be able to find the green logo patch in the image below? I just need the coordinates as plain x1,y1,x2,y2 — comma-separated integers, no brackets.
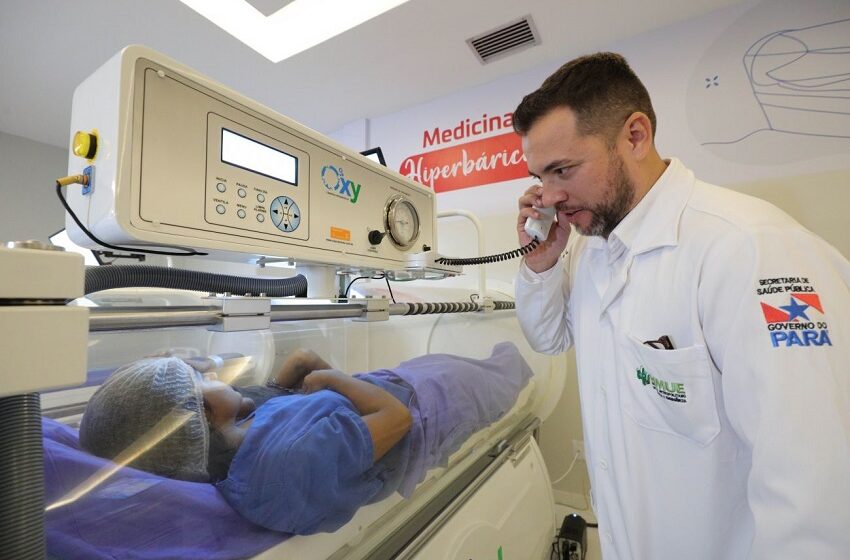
636,366,687,403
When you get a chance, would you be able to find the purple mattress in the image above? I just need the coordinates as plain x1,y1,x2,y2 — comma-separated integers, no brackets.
43,418,286,560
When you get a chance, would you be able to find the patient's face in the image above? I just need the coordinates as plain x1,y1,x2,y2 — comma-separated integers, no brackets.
200,378,255,429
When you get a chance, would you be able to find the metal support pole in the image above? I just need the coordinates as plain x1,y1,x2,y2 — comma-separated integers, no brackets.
86,300,515,332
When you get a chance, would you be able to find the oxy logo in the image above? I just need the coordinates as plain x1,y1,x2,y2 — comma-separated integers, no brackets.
321,164,361,204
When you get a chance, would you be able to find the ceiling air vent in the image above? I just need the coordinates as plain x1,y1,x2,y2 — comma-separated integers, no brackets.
467,16,540,65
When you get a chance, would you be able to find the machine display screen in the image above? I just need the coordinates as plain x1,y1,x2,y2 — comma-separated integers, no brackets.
221,128,298,185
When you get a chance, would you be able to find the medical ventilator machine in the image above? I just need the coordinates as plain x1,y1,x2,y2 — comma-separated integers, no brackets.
0,46,565,559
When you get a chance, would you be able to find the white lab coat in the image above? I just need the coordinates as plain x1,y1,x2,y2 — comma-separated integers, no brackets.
516,159,850,560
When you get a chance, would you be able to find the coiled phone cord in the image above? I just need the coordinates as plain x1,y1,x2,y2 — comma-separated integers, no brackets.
434,238,540,266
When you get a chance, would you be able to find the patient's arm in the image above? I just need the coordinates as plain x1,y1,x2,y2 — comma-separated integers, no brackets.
302,370,413,462
273,349,333,389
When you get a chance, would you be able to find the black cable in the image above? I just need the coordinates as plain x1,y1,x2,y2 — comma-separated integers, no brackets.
343,274,386,300
384,276,396,303
344,276,371,299
550,540,561,560
56,183,208,256
435,239,539,267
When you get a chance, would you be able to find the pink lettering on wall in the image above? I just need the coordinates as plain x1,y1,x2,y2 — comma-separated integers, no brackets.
400,131,528,193
422,113,514,149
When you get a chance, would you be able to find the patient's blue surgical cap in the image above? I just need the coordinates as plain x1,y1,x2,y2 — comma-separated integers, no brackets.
79,357,210,481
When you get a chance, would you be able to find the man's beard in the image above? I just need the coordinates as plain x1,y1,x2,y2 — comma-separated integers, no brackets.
577,152,635,238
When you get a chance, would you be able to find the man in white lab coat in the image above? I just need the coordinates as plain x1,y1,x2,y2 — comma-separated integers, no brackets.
513,52,850,559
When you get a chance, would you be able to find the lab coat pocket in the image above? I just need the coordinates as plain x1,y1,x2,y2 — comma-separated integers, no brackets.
621,335,720,446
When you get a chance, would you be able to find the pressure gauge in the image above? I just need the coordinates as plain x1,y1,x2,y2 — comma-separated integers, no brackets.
384,195,420,249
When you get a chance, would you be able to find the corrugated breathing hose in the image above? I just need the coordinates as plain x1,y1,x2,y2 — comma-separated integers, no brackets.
84,265,308,297
0,394,45,560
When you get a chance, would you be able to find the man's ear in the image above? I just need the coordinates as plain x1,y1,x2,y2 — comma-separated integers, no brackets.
622,112,653,161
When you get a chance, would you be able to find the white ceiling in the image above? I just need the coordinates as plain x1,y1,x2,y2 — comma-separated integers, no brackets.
1,0,743,149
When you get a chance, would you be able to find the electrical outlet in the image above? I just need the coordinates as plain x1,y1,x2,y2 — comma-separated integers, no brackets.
572,439,585,461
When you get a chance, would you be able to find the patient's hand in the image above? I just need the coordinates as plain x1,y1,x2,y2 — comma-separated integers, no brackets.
301,369,412,462
300,369,347,393
274,349,333,389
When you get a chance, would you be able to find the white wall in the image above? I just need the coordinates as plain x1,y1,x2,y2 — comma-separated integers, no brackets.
622,0,850,257
330,0,850,503
0,130,68,242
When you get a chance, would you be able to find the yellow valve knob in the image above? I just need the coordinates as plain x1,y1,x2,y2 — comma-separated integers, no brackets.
72,130,98,160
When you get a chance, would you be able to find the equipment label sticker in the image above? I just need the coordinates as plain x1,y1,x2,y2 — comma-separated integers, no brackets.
330,226,351,242
757,277,832,348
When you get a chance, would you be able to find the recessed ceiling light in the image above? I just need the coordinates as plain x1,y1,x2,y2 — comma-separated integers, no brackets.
179,0,410,63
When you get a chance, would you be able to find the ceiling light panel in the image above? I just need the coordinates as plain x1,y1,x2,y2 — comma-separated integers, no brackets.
179,0,410,63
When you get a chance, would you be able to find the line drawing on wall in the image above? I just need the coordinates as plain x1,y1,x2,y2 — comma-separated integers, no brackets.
702,17,850,146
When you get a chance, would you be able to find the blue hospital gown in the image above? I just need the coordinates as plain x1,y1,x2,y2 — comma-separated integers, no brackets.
216,342,532,534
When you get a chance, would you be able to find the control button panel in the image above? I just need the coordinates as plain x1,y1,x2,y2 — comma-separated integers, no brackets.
206,175,305,238
270,196,301,233
205,113,309,241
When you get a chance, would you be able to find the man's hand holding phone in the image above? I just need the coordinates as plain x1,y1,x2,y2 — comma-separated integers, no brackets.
517,184,570,273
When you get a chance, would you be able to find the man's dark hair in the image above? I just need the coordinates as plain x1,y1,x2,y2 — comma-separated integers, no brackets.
513,52,657,144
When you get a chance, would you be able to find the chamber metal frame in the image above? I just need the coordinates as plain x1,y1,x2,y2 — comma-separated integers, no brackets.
86,300,515,331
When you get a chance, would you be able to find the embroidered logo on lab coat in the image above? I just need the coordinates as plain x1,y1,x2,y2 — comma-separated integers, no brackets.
636,367,688,403
757,277,832,348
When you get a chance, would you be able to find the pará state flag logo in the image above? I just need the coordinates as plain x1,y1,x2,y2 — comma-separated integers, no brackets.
757,277,832,348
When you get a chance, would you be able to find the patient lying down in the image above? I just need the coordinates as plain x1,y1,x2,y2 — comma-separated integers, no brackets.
79,342,532,534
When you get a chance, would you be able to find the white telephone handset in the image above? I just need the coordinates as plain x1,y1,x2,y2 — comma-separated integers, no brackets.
524,206,556,241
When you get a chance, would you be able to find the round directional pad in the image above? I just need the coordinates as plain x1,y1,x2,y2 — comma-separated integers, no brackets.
269,196,301,233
